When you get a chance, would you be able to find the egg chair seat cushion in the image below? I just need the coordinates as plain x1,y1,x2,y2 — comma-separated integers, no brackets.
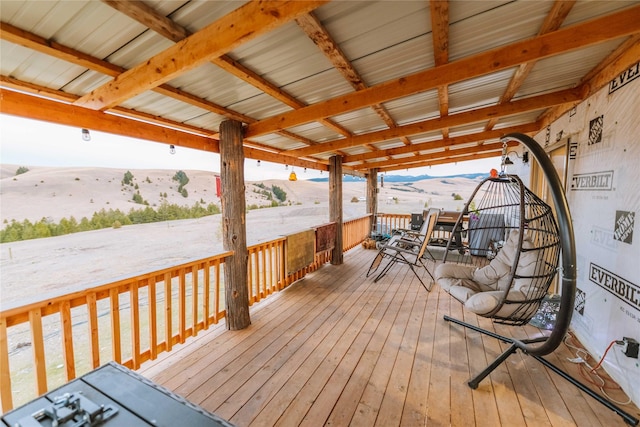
435,230,540,316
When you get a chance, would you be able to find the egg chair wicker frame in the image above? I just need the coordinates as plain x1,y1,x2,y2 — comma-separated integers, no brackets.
439,133,638,426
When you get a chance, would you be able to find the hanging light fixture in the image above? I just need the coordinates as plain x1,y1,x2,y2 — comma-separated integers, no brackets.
81,128,91,141
257,160,261,167
169,144,176,154
289,168,297,181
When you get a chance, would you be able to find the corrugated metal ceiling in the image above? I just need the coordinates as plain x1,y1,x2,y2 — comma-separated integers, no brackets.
1,0,638,174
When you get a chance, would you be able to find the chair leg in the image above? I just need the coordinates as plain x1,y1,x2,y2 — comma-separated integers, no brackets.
366,251,385,277
373,258,396,283
408,263,431,291
533,355,639,426
443,315,640,426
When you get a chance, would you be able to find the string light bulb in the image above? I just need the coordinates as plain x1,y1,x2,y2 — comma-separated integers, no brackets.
81,128,91,141
257,160,261,167
169,144,176,154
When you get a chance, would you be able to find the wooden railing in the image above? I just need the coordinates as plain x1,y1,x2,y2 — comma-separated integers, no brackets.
374,213,411,235
0,215,372,412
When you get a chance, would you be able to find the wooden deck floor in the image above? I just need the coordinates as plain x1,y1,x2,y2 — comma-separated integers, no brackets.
138,246,639,426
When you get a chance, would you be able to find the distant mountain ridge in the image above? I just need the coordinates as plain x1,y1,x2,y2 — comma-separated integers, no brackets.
309,172,487,183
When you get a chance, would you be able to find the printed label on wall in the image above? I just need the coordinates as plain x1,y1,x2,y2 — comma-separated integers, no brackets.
588,115,604,145
609,61,640,94
570,170,614,191
614,211,635,244
589,263,639,313
590,225,617,252
575,288,586,315
569,140,578,160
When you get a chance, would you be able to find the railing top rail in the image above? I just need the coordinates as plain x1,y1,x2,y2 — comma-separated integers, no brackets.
1,214,375,317
0,251,234,317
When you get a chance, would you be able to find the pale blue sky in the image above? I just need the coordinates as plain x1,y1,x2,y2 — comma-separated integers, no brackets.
1,114,500,180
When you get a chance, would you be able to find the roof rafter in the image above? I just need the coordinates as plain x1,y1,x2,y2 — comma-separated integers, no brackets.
0,88,331,172
483,0,576,133
101,0,350,145
295,11,409,150
342,123,538,165
245,6,640,138
0,20,320,148
353,140,517,171
430,0,450,138
539,33,640,129
378,150,507,173
0,21,249,122
75,0,329,111
284,88,581,158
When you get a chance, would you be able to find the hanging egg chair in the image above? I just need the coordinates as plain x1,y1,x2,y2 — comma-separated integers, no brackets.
436,173,561,326
434,133,637,426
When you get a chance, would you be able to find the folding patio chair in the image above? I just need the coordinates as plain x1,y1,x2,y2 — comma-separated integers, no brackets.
366,208,439,291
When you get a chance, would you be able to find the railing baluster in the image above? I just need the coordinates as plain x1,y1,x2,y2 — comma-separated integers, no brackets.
214,259,221,323
164,272,172,352
191,265,198,335
87,293,100,369
60,301,75,381
0,217,373,411
0,316,13,412
130,283,140,369
28,309,47,395
203,262,210,328
109,288,122,364
178,268,186,344
148,279,157,360
263,246,268,294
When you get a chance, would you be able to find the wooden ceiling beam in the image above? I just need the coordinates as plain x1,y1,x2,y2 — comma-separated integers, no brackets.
0,76,217,137
377,150,509,173
538,34,640,129
101,0,349,145
0,89,219,152
0,21,250,123
285,88,581,157
343,123,538,164
430,0,450,138
0,87,333,172
245,6,640,138
2,15,323,147
0,21,124,77
75,1,328,111
296,11,407,149
353,140,515,171
101,0,189,42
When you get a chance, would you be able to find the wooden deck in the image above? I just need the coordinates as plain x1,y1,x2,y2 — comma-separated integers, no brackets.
138,246,639,426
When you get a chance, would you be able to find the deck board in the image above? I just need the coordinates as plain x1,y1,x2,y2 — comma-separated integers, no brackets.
138,246,640,426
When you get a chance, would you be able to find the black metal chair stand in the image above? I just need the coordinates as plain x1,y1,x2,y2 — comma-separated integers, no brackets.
444,314,639,426
438,133,638,426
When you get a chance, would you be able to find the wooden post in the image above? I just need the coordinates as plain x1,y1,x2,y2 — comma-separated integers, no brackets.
219,120,250,330
366,168,378,235
329,156,343,265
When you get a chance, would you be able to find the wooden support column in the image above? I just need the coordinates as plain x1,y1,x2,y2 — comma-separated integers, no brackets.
366,168,378,234
329,156,343,265
219,120,250,330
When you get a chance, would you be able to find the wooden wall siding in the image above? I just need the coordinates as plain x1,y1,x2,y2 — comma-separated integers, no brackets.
0,215,372,411
285,230,316,275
